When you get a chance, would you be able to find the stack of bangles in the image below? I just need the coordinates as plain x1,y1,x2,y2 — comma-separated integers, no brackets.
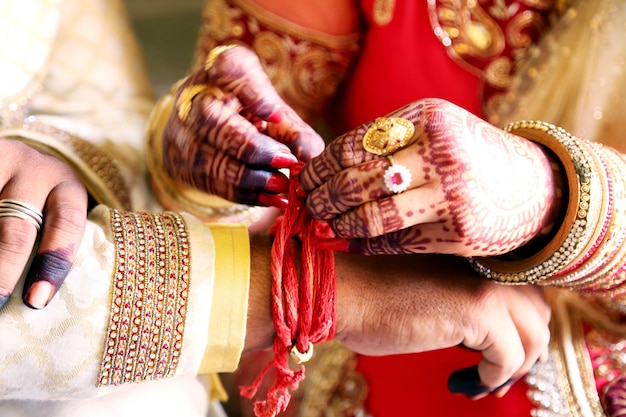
469,121,626,307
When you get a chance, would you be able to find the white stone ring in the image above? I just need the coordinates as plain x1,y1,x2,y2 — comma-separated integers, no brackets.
383,155,412,194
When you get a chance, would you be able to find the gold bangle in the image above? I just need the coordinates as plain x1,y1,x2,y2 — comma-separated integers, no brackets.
175,83,227,124
176,84,208,123
469,121,607,284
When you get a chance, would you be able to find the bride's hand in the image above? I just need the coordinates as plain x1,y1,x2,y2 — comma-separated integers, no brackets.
162,45,325,209
299,98,561,256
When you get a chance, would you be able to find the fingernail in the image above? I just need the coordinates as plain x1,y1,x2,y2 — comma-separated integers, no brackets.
448,366,489,397
24,280,54,310
267,111,282,124
265,173,289,194
448,366,514,398
316,238,350,252
270,152,297,169
0,294,10,310
258,193,288,210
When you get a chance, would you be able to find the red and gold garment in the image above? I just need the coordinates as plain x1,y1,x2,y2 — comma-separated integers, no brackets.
198,0,626,416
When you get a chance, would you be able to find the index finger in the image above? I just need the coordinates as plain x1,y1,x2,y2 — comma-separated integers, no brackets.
299,102,424,193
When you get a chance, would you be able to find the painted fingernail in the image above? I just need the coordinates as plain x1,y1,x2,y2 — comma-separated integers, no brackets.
270,152,297,169
267,111,283,124
448,366,514,398
316,238,350,252
0,294,10,310
23,249,72,309
265,173,289,194
24,280,54,310
448,366,488,397
258,193,288,210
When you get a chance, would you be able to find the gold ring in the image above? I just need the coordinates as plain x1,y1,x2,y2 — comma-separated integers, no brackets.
383,155,412,194
205,44,237,72
0,199,43,230
176,85,226,123
362,117,415,156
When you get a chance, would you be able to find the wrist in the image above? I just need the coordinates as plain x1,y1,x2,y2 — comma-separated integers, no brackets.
243,234,276,353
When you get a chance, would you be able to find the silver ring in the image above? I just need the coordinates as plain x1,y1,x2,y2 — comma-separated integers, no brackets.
383,155,412,194
0,199,43,230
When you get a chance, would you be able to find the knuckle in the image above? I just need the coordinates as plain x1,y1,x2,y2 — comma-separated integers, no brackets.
362,204,385,237
48,203,86,235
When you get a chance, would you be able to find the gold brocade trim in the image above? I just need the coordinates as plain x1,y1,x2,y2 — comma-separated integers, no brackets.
428,0,559,125
193,0,361,125
527,290,623,416
2,117,131,210
97,209,190,386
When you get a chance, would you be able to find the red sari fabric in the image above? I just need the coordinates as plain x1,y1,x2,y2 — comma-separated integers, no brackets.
333,1,533,415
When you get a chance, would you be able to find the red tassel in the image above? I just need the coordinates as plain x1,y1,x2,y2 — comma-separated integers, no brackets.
240,162,336,416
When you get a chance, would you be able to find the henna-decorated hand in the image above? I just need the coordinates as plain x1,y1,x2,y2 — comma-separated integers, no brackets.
0,138,87,310
162,45,325,208
299,98,561,256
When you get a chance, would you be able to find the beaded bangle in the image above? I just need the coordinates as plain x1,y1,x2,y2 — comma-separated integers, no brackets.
469,121,607,284
551,145,626,290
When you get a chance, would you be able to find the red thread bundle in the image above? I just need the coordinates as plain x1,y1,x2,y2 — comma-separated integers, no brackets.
240,162,336,417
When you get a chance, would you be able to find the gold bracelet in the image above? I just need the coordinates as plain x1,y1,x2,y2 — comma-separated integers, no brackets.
469,121,607,284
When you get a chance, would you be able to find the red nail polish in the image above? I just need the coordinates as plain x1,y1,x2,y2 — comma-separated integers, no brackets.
316,238,350,252
270,152,297,169
265,174,289,193
267,111,282,124
258,193,288,210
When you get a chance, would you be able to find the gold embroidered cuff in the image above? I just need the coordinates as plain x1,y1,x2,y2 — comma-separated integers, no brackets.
98,209,191,386
469,121,608,284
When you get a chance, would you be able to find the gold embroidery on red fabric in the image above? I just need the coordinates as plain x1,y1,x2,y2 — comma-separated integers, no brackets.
98,209,190,386
429,1,559,124
193,0,361,125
